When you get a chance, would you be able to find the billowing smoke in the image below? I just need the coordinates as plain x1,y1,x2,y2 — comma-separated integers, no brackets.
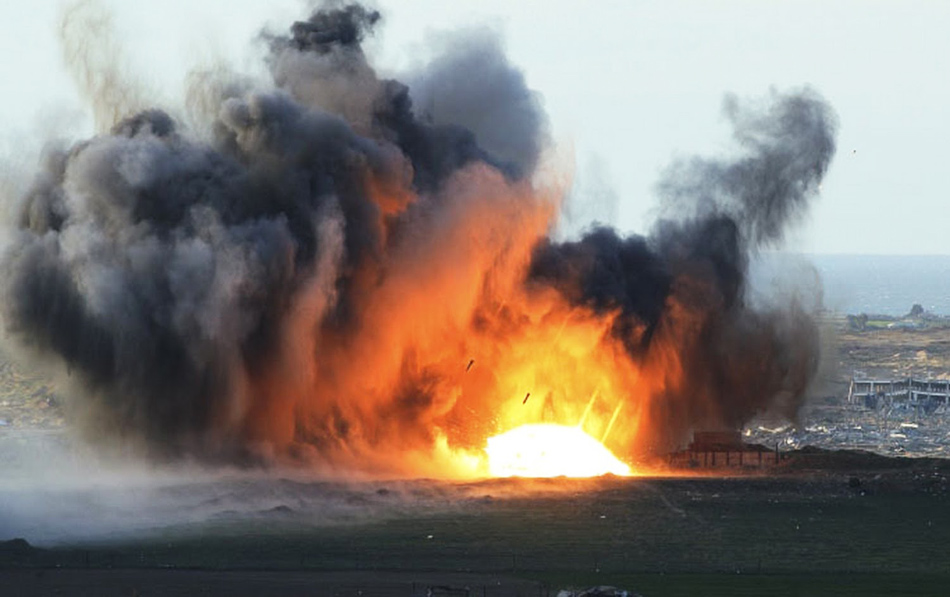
0,4,836,473
532,90,835,449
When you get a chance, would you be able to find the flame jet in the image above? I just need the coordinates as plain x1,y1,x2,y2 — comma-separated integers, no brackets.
0,4,836,476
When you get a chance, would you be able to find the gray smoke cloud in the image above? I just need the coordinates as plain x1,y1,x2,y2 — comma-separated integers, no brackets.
1,4,546,461
0,3,836,466
657,90,835,246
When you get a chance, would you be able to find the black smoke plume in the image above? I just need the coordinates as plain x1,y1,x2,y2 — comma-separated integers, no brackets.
1,4,836,465
532,90,836,447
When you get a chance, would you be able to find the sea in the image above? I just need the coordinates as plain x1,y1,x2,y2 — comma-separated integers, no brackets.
749,254,950,317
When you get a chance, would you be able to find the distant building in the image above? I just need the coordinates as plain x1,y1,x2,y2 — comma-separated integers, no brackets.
849,377,949,412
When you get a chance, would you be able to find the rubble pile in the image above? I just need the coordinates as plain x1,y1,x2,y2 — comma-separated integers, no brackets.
745,401,950,457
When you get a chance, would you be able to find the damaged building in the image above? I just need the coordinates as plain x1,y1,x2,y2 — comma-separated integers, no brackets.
667,431,784,470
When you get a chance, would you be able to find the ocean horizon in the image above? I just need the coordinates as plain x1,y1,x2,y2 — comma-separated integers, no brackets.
750,253,950,317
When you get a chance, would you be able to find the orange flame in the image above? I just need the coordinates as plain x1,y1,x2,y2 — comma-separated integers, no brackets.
235,156,784,480
235,162,659,478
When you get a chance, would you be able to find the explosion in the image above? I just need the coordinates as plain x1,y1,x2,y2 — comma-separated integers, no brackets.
0,4,836,478
487,424,631,478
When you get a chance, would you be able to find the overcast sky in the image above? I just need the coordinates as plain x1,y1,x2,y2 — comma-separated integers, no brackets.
1,0,947,255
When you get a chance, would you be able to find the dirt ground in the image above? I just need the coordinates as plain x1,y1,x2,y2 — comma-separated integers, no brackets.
832,324,950,383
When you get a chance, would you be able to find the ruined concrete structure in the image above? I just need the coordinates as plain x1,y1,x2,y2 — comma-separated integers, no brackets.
849,378,950,412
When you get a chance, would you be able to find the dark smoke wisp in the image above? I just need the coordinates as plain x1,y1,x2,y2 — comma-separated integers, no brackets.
0,4,836,471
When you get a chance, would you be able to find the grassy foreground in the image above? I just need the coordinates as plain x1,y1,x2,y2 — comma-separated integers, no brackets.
2,466,949,596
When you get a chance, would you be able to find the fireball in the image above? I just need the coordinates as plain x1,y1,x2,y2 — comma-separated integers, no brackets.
486,424,632,478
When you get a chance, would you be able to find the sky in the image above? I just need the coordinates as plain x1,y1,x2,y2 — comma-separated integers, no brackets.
0,0,947,255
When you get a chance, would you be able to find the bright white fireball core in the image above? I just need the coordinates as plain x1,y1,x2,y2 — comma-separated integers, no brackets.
485,423,632,478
